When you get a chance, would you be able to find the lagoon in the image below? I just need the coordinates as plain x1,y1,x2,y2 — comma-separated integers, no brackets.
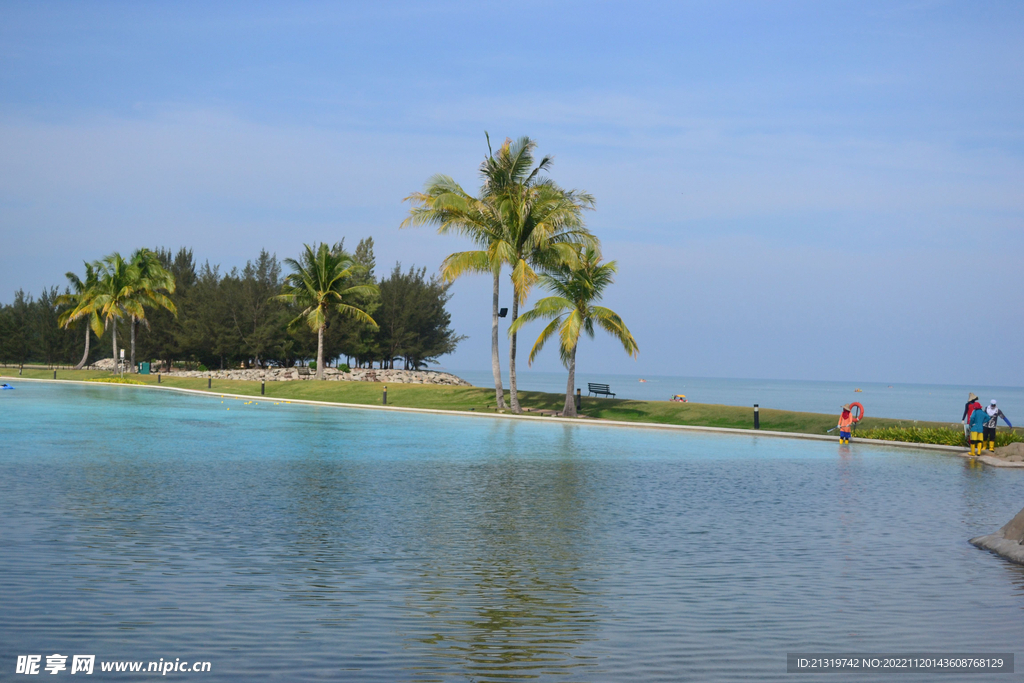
2,382,1024,681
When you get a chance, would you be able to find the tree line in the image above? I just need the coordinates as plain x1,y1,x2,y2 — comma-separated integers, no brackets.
0,238,463,375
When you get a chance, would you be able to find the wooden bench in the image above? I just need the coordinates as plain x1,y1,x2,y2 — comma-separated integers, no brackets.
587,383,615,398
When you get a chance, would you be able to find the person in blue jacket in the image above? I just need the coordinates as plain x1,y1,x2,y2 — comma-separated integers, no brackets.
968,404,989,456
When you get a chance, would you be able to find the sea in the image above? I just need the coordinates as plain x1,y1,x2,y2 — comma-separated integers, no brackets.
449,370,1024,424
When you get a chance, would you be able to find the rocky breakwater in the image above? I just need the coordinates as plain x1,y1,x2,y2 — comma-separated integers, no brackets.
167,367,472,386
971,502,1024,565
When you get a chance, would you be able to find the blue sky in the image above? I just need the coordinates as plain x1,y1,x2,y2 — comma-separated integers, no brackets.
1,1,1022,385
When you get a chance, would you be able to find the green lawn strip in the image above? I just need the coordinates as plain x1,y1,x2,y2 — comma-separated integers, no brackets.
7,367,1004,443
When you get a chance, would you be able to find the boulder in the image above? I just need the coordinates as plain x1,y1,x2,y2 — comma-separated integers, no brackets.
970,506,1024,565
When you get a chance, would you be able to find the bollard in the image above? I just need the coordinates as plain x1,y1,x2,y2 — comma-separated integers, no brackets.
208,377,211,389
382,385,387,405
53,370,57,380
576,388,581,410
19,365,23,376
754,404,760,430
157,374,161,384
261,379,265,396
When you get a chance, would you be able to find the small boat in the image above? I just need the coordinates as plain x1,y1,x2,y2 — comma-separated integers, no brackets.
638,379,647,383
1,383,14,390
854,388,863,392
671,394,687,402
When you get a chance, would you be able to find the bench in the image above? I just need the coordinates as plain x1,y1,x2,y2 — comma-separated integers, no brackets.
587,383,615,398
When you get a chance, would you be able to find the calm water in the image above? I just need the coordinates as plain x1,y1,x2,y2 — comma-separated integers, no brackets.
453,370,1024,423
2,382,1024,682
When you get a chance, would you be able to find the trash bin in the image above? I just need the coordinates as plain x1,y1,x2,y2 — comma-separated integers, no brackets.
139,362,150,375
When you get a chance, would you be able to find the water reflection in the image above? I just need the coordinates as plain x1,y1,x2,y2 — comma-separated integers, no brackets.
403,425,603,681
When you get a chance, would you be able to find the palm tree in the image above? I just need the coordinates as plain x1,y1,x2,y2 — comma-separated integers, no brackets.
125,248,177,372
67,253,135,371
508,246,638,417
403,135,595,413
481,137,596,413
403,172,510,408
276,243,378,380
56,262,103,370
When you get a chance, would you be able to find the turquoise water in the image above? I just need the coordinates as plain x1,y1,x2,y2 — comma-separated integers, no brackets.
454,370,1024,423
2,382,1024,681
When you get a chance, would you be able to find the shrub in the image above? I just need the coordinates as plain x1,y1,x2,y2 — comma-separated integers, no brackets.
856,424,1024,447
339,363,350,373
197,364,208,372
87,377,145,385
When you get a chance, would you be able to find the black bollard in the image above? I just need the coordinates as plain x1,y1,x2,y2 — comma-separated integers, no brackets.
576,388,581,410
754,404,760,430
157,374,161,384
261,379,265,396
53,370,57,380
207,377,211,389
383,385,387,405
19,365,23,376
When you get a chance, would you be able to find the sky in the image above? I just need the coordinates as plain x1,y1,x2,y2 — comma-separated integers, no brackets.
1,1,1022,386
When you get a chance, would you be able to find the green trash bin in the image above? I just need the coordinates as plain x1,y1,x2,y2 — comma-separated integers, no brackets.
139,362,150,375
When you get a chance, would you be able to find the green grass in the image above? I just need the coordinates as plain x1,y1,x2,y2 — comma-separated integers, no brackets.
6,367,1015,445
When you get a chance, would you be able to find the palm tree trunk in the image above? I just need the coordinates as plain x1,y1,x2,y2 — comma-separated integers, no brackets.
74,326,90,370
111,321,119,373
563,343,578,417
491,270,507,409
316,324,325,380
508,292,521,414
129,316,137,373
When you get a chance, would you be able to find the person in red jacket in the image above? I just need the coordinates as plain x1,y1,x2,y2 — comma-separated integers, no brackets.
962,392,982,445
837,405,855,444
962,392,983,423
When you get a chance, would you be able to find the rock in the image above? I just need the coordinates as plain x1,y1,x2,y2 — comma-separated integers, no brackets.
992,442,1024,459
148,366,471,387
970,506,1024,565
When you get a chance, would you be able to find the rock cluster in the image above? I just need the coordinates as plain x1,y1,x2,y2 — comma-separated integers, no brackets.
988,442,1024,463
971,505,1024,565
138,365,471,386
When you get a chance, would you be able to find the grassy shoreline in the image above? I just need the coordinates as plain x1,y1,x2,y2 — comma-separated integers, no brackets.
8,367,1019,446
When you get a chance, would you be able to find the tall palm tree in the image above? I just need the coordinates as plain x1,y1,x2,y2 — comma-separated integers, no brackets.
508,246,638,417
125,248,177,372
56,262,103,370
403,135,595,413
482,137,596,413
276,243,378,380
403,163,509,407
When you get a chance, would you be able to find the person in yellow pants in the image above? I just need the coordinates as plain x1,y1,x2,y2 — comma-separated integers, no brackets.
968,401,988,456
837,405,854,444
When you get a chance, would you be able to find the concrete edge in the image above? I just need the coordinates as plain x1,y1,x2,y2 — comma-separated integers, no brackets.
0,376,992,457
